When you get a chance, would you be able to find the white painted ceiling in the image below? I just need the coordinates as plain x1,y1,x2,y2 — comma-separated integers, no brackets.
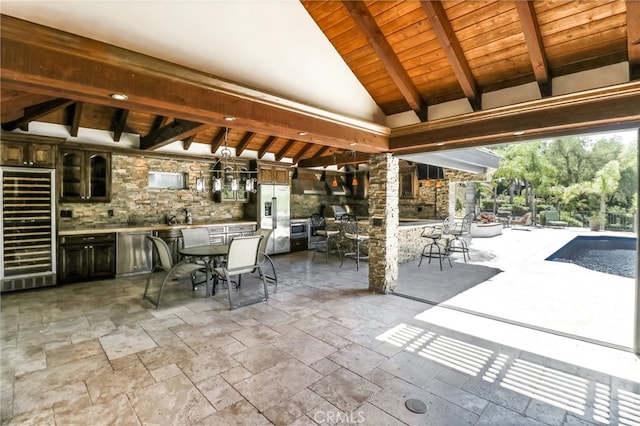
1,0,385,124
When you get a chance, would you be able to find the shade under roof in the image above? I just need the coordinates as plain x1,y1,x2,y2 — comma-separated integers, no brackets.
398,148,501,174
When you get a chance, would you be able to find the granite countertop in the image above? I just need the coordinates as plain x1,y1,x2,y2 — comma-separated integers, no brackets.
58,220,258,236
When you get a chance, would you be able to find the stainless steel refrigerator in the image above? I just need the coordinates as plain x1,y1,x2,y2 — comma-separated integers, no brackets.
257,184,290,254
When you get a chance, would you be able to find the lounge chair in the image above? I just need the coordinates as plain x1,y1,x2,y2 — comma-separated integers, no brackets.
544,210,568,228
512,212,533,230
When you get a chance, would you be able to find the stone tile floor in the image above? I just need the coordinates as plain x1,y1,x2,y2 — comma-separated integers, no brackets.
2,250,640,425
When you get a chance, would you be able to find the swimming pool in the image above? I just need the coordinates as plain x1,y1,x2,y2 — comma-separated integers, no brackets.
546,235,637,278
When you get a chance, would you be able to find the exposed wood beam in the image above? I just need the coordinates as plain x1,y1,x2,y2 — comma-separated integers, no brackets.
299,152,371,168
628,0,640,80
515,0,551,97
1,91,53,122
342,1,428,122
182,135,195,151
112,108,129,142
390,82,640,153
70,102,83,137
1,98,73,131
0,15,389,153
150,115,171,132
140,119,209,150
315,146,331,158
235,131,255,157
420,1,481,111
210,127,227,154
258,135,278,159
275,139,296,162
293,143,314,164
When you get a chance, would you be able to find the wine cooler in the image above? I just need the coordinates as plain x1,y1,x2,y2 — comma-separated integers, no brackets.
1,167,56,292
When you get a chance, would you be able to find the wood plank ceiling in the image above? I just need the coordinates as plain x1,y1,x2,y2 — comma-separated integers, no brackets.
2,1,639,168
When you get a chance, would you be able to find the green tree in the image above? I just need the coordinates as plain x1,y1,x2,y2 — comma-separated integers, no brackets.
545,137,590,185
592,160,621,218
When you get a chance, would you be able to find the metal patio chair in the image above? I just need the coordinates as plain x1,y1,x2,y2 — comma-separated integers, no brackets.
143,236,207,308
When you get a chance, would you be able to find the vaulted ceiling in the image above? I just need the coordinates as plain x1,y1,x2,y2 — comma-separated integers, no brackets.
1,1,639,168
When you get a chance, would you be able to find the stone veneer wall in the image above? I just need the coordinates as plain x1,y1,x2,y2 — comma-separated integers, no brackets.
399,169,487,219
58,154,245,227
398,226,428,264
368,154,399,293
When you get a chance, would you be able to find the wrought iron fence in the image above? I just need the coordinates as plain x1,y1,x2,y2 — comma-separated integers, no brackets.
556,210,635,231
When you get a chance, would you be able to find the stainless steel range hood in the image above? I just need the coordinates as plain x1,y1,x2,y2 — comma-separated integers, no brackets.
321,171,351,197
291,169,327,195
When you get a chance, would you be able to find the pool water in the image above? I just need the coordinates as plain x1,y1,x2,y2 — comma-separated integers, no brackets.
546,235,637,278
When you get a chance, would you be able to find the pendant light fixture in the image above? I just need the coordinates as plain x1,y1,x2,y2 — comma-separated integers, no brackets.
425,163,432,187
435,166,442,188
211,127,257,195
351,151,358,186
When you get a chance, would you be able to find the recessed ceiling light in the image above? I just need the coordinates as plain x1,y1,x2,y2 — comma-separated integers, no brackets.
297,131,308,136
224,116,236,121
513,131,525,136
436,142,445,146
110,93,128,101
349,142,358,146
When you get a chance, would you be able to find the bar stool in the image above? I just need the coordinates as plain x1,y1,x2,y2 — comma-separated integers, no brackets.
418,217,453,271
312,228,339,263
339,214,369,271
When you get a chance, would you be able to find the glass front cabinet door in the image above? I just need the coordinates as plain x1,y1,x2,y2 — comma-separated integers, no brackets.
59,149,111,202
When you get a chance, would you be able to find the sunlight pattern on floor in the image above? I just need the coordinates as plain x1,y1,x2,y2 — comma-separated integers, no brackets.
375,323,640,425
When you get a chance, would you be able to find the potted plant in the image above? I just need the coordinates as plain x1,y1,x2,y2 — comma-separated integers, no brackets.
589,213,604,231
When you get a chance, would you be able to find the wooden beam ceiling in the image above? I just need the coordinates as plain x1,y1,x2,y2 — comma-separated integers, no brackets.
275,139,296,162
140,119,210,150
420,1,481,111
0,14,388,154
112,109,129,142
70,102,83,137
515,0,551,97
1,98,73,131
258,135,278,159
342,1,428,121
209,127,227,154
235,131,255,157
390,82,640,153
298,152,371,168
628,0,640,80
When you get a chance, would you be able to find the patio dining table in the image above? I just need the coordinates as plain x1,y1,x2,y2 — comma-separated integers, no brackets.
178,244,229,296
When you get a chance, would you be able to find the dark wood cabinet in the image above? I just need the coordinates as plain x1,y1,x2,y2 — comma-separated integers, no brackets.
58,233,116,283
59,148,111,202
1,140,56,168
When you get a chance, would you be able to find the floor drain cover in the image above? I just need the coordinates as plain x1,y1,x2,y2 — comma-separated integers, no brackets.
405,398,428,414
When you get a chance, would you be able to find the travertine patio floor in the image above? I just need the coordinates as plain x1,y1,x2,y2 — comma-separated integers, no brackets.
1,238,639,425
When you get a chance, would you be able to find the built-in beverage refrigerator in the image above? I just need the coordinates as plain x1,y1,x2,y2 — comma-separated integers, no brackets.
257,184,290,254
0,167,56,292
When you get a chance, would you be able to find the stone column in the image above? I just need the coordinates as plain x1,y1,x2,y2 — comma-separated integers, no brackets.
368,153,399,293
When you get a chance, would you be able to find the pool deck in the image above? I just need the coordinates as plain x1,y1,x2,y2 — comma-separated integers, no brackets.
396,225,637,362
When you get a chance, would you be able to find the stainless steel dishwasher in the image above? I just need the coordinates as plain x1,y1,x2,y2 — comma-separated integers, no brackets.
116,231,153,277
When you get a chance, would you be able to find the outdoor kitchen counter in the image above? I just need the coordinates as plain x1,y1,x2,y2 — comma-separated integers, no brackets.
58,220,258,236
